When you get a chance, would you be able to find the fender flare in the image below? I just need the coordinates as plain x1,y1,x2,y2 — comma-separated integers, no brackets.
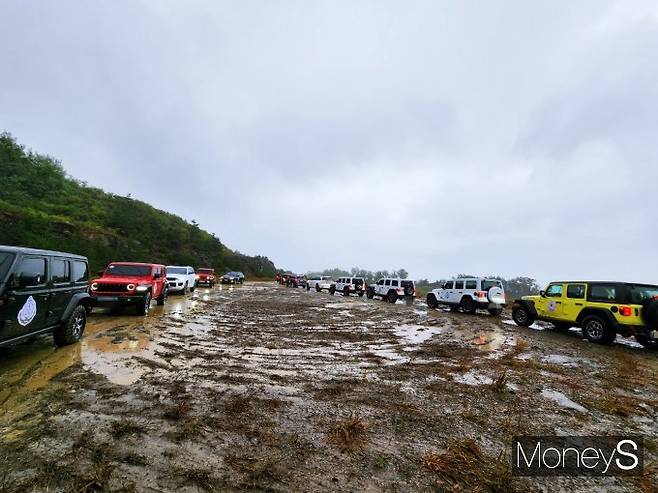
514,299,538,318
576,308,617,327
62,293,93,321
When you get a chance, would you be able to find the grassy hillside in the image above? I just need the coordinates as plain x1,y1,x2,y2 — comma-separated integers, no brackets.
0,132,276,277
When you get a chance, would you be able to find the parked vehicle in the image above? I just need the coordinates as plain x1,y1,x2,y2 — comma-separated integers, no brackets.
196,268,216,287
90,262,168,315
426,278,506,315
0,246,92,348
367,278,416,303
287,274,306,288
306,276,333,292
221,271,245,284
329,277,366,297
512,281,658,348
275,273,284,284
166,265,197,294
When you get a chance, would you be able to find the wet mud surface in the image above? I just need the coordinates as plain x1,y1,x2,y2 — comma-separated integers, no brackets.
0,283,656,492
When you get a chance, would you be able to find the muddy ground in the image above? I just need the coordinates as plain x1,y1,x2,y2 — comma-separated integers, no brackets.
0,282,656,492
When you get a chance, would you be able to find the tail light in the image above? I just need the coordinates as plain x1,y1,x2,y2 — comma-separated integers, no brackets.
619,306,633,317
476,291,487,298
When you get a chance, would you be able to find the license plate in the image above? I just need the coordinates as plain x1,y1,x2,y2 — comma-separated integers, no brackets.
97,296,120,302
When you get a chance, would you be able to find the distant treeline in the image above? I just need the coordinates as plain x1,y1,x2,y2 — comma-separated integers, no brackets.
301,267,541,299
0,132,277,277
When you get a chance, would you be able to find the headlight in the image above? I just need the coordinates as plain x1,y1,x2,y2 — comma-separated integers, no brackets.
126,284,136,291
136,285,148,292
90,282,98,291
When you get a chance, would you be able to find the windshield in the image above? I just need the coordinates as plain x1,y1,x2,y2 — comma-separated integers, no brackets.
482,280,503,290
167,267,187,275
628,285,658,304
198,269,213,274
0,253,15,282
105,264,152,277
226,272,238,276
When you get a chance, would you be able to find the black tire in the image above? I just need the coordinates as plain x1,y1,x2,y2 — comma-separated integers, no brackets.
635,335,658,349
156,287,168,306
366,288,375,299
136,292,152,315
512,306,534,327
343,286,350,297
358,291,364,297
641,299,658,328
183,283,189,295
54,305,86,346
387,290,397,304
582,315,616,345
404,286,414,296
460,297,476,314
190,284,196,293
329,286,335,295
306,284,310,291
488,307,503,316
316,284,321,293
426,293,438,309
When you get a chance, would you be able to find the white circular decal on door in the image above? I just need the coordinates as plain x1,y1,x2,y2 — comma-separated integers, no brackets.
548,300,557,313
17,296,37,326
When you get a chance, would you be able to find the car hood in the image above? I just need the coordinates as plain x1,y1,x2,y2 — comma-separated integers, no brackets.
521,295,540,303
93,276,151,284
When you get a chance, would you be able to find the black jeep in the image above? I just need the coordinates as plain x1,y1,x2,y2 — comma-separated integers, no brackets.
0,246,92,348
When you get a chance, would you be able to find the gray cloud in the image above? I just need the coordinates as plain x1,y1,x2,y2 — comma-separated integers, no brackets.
2,0,658,285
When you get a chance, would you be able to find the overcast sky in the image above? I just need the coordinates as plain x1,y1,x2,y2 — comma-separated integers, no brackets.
2,1,657,284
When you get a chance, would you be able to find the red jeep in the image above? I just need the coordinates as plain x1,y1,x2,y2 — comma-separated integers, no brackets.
90,262,168,315
196,268,216,287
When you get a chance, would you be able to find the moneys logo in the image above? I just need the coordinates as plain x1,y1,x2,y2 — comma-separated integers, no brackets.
17,296,37,326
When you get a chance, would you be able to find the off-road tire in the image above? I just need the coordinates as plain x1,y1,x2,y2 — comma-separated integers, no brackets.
426,293,438,309
366,288,375,299
358,291,364,297
635,334,658,349
316,285,321,292
582,315,616,345
387,290,397,304
306,284,310,291
404,286,414,296
512,306,534,327
343,286,350,297
183,283,189,295
54,305,86,346
641,299,658,329
190,283,196,293
329,286,335,295
460,297,476,314
156,287,168,306
136,292,152,315
488,307,503,316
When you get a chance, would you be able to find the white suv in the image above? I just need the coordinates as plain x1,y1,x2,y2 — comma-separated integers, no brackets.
366,278,416,303
166,266,197,294
426,278,506,315
329,277,366,297
306,276,333,292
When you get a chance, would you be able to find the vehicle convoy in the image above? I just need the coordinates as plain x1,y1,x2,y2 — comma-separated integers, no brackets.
330,277,366,297
512,281,658,348
90,262,168,315
367,278,416,303
166,265,197,294
426,277,506,315
306,276,333,292
221,271,245,284
0,246,91,348
196,268,216,287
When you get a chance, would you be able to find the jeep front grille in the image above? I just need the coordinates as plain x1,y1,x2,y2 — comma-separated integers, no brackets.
96,283,128,292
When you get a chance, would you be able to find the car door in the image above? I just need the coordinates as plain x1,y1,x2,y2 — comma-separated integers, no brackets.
536,283,565,318
439,281,453,303
375,279,384,296
562,283,586,321
4,255,51,339
46,256,73,326
452,280,465,304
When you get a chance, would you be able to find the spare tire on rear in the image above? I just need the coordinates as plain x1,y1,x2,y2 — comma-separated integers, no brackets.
487,286,505,305
641,299,658,329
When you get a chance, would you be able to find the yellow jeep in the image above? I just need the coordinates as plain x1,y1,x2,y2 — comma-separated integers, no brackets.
511,282,658,348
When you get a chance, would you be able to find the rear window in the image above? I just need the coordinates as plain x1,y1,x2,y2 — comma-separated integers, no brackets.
106,264,152,277
52,259,70,283
482,280,503,291
627,285,658,304
588,284,617,302
72,260,88,282
465,280,477,290
0,253,15,281
391,280,399,287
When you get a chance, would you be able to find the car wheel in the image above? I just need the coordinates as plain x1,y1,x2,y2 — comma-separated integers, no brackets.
387,290,397,304
582,315,616,345
183,283,189,295
316,285,321,292
306,284,310,291
157,288,168,306
488,307,503,316
190,284,196,292
366,288,374,299
426,293,438,309
54,305,86,346
635,335,658,349
460,297,476,314
358,291,364,297
343,286,350,297
137,292,152,315
512,306,534,327
329,286,335,295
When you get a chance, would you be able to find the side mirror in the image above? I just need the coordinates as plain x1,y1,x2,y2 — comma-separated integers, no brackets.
540,290,546,297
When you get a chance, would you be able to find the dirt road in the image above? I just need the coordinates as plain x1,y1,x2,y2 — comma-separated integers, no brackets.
1,282,656,492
